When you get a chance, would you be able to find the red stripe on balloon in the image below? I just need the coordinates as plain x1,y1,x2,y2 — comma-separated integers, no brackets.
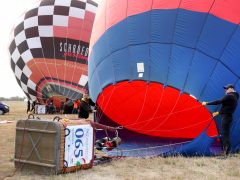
28,58,88,86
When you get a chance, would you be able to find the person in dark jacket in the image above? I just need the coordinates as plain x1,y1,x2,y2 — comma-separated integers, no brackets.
78,94,96,119
202,84,239,156
30,100,36,114
27,100,31,113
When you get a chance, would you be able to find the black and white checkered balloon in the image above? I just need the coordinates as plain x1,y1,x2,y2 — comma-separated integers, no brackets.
9,0,97,106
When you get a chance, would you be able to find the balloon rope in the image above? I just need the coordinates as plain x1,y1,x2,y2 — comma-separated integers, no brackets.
133,116,213,133
96,85,116,122
51,35,62,97
61,10,72,98
68,11,88,100
28,59,51,101
123,104,203,128
150,93,182,131
133,84,149,124
110,140,192,153
140,85,165,130
37,10,57,100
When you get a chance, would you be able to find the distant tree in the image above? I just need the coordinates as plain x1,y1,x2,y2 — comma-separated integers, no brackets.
0,96,25,101
0,97,7,101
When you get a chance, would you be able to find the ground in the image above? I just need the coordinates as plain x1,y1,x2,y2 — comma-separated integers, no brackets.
0,101,240,180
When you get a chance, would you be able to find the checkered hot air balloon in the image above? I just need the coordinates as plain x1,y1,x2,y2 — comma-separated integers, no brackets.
9,0,98,107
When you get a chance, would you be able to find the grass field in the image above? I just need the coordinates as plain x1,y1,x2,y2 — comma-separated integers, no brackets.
0,101,240,180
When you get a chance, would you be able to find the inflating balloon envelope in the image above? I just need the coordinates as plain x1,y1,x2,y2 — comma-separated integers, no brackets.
89,0,240,156
9,0,98,107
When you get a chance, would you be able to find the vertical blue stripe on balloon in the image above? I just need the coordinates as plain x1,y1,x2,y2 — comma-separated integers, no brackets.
91,33,110,67
127,11,150,45
107,20,128,54
149,43,171,83
233,80,240,119
221,27,240,77
174,9,207,48
184,51,217,98
151,9,177,43
89,67,102,102
97,56,115,90
200,63,238,104
167,45,194,90
88,51,96,83
111,48,131,82
197,15,237,59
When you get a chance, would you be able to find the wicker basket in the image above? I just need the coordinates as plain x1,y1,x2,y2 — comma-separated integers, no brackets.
14,118,94,174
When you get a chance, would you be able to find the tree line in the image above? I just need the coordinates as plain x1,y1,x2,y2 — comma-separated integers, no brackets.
0,96,25,101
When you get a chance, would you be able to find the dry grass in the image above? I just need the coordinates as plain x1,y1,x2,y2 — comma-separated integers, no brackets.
0,101,240,180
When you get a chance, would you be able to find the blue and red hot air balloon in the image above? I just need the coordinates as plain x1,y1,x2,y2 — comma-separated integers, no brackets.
89,0,240,156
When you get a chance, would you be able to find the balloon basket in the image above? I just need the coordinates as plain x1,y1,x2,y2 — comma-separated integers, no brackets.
14,118,94,174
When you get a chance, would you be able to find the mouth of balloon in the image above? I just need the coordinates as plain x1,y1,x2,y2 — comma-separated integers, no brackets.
96,81,218,139
36,80,86,108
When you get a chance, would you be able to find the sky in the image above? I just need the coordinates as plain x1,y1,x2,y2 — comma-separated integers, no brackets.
0,0,100,98
0,0,36,98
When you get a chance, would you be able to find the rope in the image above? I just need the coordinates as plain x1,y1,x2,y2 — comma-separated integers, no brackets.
123,104,203,129
139,85,165,131
151,93,182,131
109,140,192,154
67,4,89,100
108,117,218,158
95,85,116,122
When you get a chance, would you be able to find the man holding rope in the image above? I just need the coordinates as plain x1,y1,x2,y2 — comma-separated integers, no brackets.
202,84,239,156
78,94,96,119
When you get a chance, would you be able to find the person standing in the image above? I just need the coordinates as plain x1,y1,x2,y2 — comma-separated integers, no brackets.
48,99,55,114
30,100,36,114
60,100,64,114
65,98,74,114
78,94,96,119
72,100,79,114
27,100,31,113
46,98,50,114
202,84,239,156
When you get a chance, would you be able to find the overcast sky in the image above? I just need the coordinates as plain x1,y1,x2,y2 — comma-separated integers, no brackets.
0,0,100,98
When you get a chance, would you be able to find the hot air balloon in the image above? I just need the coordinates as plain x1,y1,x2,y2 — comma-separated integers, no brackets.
89,0,240,156
9,0,98,108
